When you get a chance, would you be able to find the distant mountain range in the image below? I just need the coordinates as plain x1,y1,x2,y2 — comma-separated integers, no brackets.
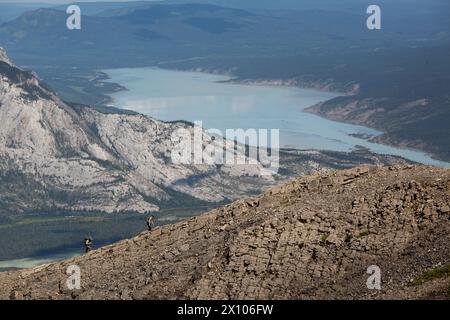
0,1,449,162
3,2,448,67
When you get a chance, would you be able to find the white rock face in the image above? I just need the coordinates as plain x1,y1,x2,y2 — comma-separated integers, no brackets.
0,50,271,214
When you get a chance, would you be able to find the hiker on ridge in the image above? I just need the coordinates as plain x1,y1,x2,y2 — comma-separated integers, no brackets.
147,215,155,231
84,236,93,253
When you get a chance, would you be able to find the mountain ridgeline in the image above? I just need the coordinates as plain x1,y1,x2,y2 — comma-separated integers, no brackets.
0,165,449,299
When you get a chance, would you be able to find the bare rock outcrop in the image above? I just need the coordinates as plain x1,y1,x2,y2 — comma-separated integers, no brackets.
0,165,448,300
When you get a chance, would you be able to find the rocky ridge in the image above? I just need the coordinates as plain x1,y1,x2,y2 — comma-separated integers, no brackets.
1,165,448,299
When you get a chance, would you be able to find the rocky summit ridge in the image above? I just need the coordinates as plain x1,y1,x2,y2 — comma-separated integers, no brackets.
1,165,449,300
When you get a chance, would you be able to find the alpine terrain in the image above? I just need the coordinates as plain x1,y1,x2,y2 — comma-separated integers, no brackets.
2,47,447,300
0,165,449,299
0,48,406,216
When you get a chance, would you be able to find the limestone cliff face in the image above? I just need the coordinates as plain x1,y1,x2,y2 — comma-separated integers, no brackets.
0,48,410,215
0,48,275,214
1,165,449,300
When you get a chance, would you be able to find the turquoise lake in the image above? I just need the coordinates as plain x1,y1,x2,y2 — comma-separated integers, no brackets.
104,67,449,168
